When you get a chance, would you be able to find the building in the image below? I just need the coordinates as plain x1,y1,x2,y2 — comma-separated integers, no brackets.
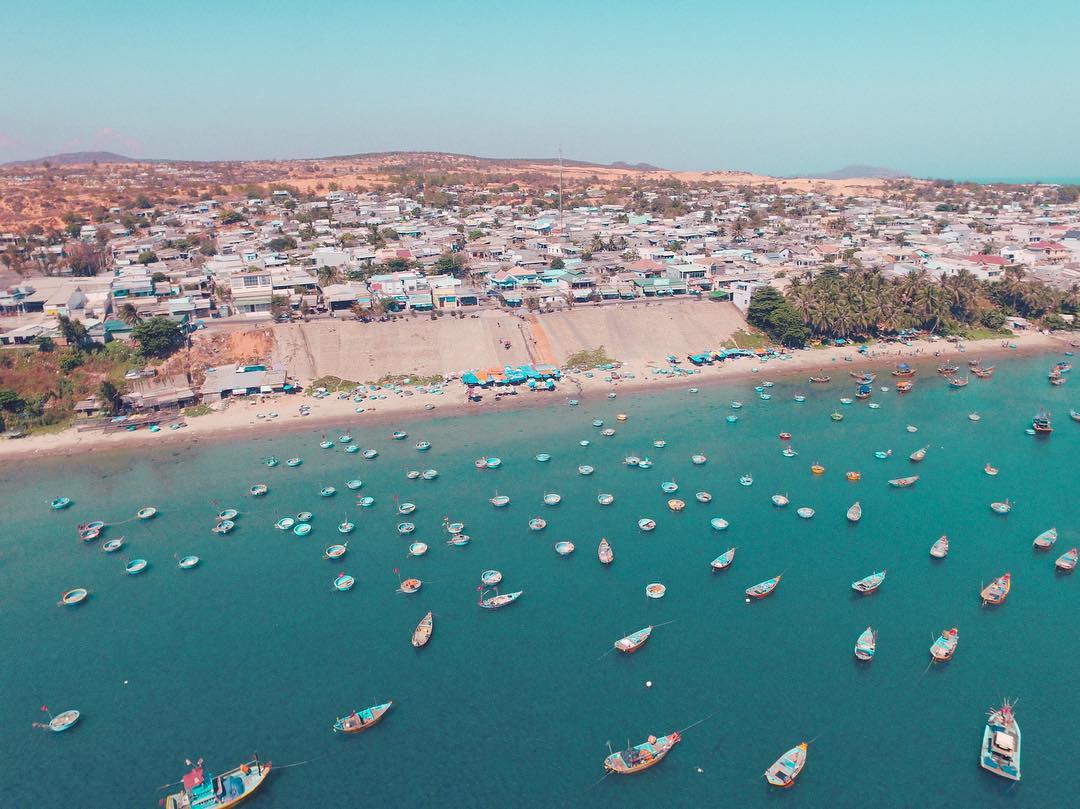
200,364,290,399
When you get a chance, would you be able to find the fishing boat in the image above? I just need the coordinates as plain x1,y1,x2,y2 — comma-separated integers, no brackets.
855,627,877,661
296,511,313,523
980,700,1021,781
990,499,1012,514
398,577,422,594
1056,361,1072,374
478,589,523,609
711,547,735,571
78,526,100,542
333,702,393,733
603,732,681,774
126,558,148,575
480,570,502,587
445,521,465,534
137,506,157,520
249,483,268,497
1055,547,1078,571
968,412,981,422
746,575,781,600
843,500,863,523
324,543,347,559
1033,527,1058,550
781,447,797,458
42,709,81,732
638,518,656,531
909,445,929,462
1071,409,1080,422
695,491,712,504
50,496,72,510
809,375,831,384
845,471,861,481
888,475,919,488
796,507,815,519
266,456,279,467
938,363,960,375
855,384,872,399
771,494,789,507
645,583,666,599
286,457,302,467
412,612,433,647
984,463,999,476
949,376,969,388
1032,410,1052,434
529,517,547,531
60,588,88,606
320,439,334,449
292,523,311,537
830,411,844,421
598,493,615,506
739,474,753,486
690,454,708,466
338,520,354,534
397,522,415,535
930,627,959,661
218,508,239,521
810,463,825,475
543,492,562,506
764,743,808,788
275,517,295,530
415,441,431,451
793,394,806,402
346,479,363,490
852,570,886,593
490,493,510,508
667,498,685,512
555,541,575,556
980,572,1011,605
624,455,641,467
601,428,616,437
895,380,913,393
1049,369,1066,386
102,537,124,553
406,470,421,480
930,535,949,558
710,517,730,530
850,371,876,382
653,439,667,448
163,756,272,809
840,397,853,405
578,464,595,476
726,414,739,423
614,626,653,653
421,469,439,480
345,445,359,454
485,457,502,469
407,542,427,556
397,502,417,515
320,486,337,497
580,440,591,448
598,538,614,564
175,554,200,570
333,573,355,591
892,363,915,378
972,365,995,379
392,430,407,440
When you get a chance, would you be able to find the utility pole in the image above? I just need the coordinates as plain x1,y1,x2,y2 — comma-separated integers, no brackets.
558,144,564,238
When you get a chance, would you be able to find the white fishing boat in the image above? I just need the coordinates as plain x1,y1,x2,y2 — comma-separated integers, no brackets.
846,502,862,522
980,700,1021,781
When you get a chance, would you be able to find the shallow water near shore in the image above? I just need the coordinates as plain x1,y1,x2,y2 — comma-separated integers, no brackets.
1,352,1076,808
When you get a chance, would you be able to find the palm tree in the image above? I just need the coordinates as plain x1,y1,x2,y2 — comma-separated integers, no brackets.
317,265,343,288
118,302,142,326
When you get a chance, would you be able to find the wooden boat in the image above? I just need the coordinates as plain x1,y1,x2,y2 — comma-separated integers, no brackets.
324,543,347,560
710,517,730,530
50,496,72,510
338,520,354,534
333,573,355,591
614,626,653,653
478,590,523,609
217,508,239,521
980,700,1021,781
598,493,615,506
1055,548,1078,571
938,363,960,375
529,517,547,531
711,547,735,571
292,522,310,537
333,701,393,733
888,475,919,488
60,588,88,606
163,756,272,809
598,538,614,564
855,627,877,661
445,521,465,534
771,494,789,507
275,517,295,530
398,578,422,594
490,494,511,508
397,522,415,535
852,570,886,593
407,542,428,557
984,463,998,476
320,486,337,497
808,376,831,383
412,612,433,647
249,483,268,496
930,627,959,661
480,570,502,587
846,502,862,522
448,534,471,547
810,463,825,475
603,732,681,774
850,371,876,382
796,507,815,519
286,457,302,467
638,518,656,531
909,445,929,462
972,365,995,378
136,506,157,520
178,555,200,570
691,454,707,465
667,499,685,512
695,491,712,504
397,502,416,515
1032,409,1052,434
949,376,969,388
746,575,781,600
981,572,1011,605
1033,527,1057,550
421,469,438,480
845,470,861,481
543,492,562,506
895,380,913,393
930,535,949,558
125,558,148,575
990,499,1012,514
645,583,666,599
555,541,575,556
764,742,808,788
296,512,313,523
892,363,915,378
44,709,81,732
265,456,279,467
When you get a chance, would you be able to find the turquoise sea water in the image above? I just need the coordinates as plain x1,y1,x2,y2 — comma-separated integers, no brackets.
1,353,1077,809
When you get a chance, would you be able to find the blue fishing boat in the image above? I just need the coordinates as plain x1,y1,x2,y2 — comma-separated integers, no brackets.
362,448,379,459
739,474,753,486
178,555,200,570
852,570,886,593
638,517,656,531
265,456,279,467
345,445,359,453
529,517,547,531
408,542,428,556
333,573,354,591
481,569,502,586
543,492,562,506
710,517,729,530
578,464,595,475
661,481,678,494
293,523,311,537
603,732,681,773
555,540,575,556
163,756,272,809
50,497,72,510
320,439,334,449
421,469,438,480
249,483,268,496
286,457,302,467
43,708,81,732
334,701,393,733
338,434,352,443
711,547,735,571
275,517,295,530
598,493,615,505
358,496,375,507
125,559,148,575
397,522,415,535
137,506,157,520
415,441,431,451
338,520,354,534
392,430,407,440
346,479,362,490
324,543,347,559
855,627,877,661
319,486,336,497
296,512,313,523
726,415,739,423
60,588,88,606
535,453,552,462
212,519,235,535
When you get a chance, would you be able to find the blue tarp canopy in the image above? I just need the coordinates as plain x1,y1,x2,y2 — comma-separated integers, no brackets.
462,372,480,386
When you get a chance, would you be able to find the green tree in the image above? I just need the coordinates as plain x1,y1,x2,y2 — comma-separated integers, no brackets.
316,266,343,288
99,380,122,414
0,388,26,413
549,257,565,270
132,317,185,358
433,253,467,277
36,335,55,352
58,349,84,372
57,315,90,349
268,236,297,252
118,302,143,325
136,250,159,265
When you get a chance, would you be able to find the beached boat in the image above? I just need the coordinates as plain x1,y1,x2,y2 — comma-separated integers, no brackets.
645,583,666,598
980,572,1011,605
930,627,959,661
892,363,915,378
137,506,157,520
60,588,88,606
855,627,877,661
796,507,815,519
1033,527,1057,550
603,732,681,774
888,475,919,488
980,700,1021,782
333,573,355,591
597,493,615,506
771,494,789,507
764,743,808,788
808,376,831,384
1032,410,1052,434
478,590,523,609
852,570,886,593
746,575,781,599
615,626,653,653
990,499,1012,514
909,445,929,462
334,702,393,734
163,756,272,809
555,541,575,556
412,612,433,648
598,538,614,564
638,518,656,531
320,439,334,449
324,543,347,559
1055,547,1078,571
126,558,148,575
711,547,735,571
930,535,949,558
101,537,124,553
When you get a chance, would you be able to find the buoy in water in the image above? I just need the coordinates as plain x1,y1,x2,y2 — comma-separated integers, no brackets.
645,681,653,688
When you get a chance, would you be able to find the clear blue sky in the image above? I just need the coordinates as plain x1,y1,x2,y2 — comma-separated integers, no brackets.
2,0,1078,180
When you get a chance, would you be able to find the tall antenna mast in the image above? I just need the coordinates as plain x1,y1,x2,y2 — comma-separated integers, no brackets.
558,144,564,236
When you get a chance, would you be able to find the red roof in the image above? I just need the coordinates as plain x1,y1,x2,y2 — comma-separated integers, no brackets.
1029,241,1066,251
964,254,1008,266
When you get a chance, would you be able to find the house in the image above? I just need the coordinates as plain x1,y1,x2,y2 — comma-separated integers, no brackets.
433,285,481,309
200,364,289,400
632,277,687,297
322,283,372,313
1026,241,1068,263
730,280,767,312
229,267,274,315
44,287,88,317
122,373,198,412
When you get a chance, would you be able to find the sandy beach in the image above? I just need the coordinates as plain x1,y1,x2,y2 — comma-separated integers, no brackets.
1,330,1069,463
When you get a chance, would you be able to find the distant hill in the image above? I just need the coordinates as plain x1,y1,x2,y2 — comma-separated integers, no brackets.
800,165,908,180
3,151,142,167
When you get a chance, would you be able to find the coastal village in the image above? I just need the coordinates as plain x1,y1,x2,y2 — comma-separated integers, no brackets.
1,155,1078,440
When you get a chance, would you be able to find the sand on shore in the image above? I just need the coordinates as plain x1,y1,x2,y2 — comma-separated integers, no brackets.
0,330,1069,463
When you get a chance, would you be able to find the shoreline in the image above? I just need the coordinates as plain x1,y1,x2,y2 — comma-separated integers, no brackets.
0,332,1071,464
